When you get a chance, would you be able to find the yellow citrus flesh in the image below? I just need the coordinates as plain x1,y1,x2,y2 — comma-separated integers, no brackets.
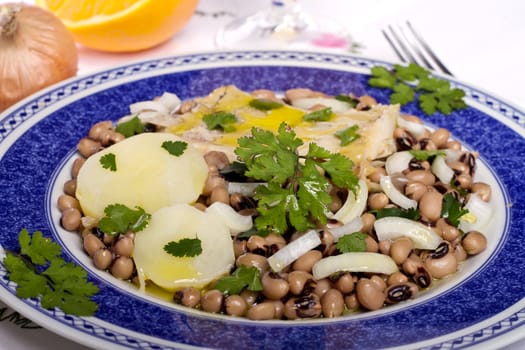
35,0,198,52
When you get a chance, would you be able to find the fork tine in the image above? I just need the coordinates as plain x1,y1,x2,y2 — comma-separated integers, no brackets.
381,29,406,63
397,24,434,70
386,25,417,64
406,21,454,76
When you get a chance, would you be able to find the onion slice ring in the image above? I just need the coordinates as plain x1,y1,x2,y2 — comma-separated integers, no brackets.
312,252,399,280
374,217,442,249
267,230,321,272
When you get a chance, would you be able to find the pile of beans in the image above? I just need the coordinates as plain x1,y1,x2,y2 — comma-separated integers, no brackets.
57,87,489,320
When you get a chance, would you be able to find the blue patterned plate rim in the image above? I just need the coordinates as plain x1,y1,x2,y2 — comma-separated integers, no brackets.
0,50,523,350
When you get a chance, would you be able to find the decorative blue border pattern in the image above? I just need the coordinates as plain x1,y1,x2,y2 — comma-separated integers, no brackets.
0,51,524,350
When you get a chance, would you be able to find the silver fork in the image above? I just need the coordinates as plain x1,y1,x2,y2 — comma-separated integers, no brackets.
382,21,454,76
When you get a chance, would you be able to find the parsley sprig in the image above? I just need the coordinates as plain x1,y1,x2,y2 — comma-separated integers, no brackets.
164,237,202,257
214,265,262,295
98,204,151,235
235,123,358,234
368,63,467,115
3,229,99,316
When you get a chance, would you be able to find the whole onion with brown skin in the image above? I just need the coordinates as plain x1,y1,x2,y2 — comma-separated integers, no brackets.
0,3,78,112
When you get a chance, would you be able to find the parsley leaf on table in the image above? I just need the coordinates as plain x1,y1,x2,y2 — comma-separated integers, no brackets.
3,229,99,316
164,238,202,257
98,204,151,235
368,63,467,115
235,123,358,234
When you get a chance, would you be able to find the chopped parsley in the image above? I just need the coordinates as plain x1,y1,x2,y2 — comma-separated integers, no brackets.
249,98,283,111
370,207,421,221
335,94,359,107
335,125,361,146
98,204,151,235
368,63,467,115
336,232,368,253
214,265,262,295
161,140,187,157
441,193,469,227
163,237,202,258
409,149,446,161
203,111,237,132
115,116,144,138
3,229,99,316
235,123,358,234
99,153,117,172
303,107,332,122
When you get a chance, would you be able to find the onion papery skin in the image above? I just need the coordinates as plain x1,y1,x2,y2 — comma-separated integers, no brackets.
0,4,78,112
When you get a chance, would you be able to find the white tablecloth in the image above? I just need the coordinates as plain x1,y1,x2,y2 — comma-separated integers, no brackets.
0,0,523,349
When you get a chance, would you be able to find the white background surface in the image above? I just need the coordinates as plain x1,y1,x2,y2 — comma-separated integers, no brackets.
0,0,524,349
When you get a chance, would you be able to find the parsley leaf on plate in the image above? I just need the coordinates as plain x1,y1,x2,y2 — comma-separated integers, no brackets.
336,232,368,253
235,123,358,234
161,140,187,157
371,207,421,220
303,107,332,122
99,153,117,172
98,204,151,235
115,116,144,138
409,149,446,161
335,125,361,146
164,237,202,257
3,229,99,316
214,265,262,295
249,98,283,111
203,111,237,132
441,193,469,227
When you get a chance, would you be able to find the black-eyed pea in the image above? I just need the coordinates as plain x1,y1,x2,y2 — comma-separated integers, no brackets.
61,208,82,231
113,235,134,257
110,256,134,280
63,179,77,196
283,293,322,319
365,236,379,253
209,185,230,205
201,290,224,313
430,128,450,148
470,182,491,202
424,242,458,278
93,248,112,270
321,288,344,318
462,231,487,255
287,271,313,295
83,233,105,257
436,218,460,242
387,271,409,286
77,138,102,157
445,140,462,151
246,235,268,255
88,120,113,141
454,174,472,190
261,272,289,300
378,240,391,255
385,282,418,304
405,170,436,186
225,295,248,316
370,275,387,292
57,194,80,212
240,290,259,307
405,181,428,201
292,250,322,273
174,287,201,308
248,302,275,320
236,253,269,272
390,237,414,265
360,213,376,234
355,278,385,311
331,272,354,294
71,157,85,179
368,192,389,210
419,191,443,222
344,293,360,311
312,278,332,298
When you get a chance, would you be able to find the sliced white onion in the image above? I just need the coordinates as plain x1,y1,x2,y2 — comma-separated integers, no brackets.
205,202,253,235
380,175,417,210
332,179,368,224
397,115,426,137
227,182,266,197
129,100,170,115
431,156,454,184
385,151,413,175
291,97,352,113
268,230,321,272
312,252,399,280
374,217,442,250
157,92,181,113
459,193,493,232
444,149,461,162
328,216,364,242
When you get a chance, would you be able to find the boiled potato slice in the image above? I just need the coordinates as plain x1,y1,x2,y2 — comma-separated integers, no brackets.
133,204,235,291
76,132,208,218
